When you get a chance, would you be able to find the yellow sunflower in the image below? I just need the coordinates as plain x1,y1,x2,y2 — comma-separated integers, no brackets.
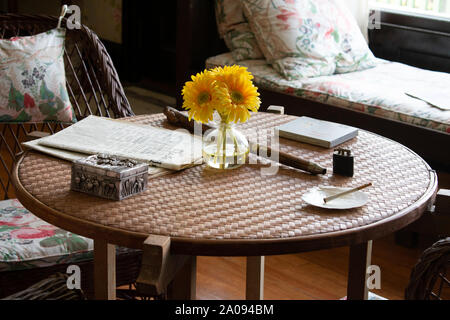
211,65,261,123
182,71,228,123
210,65,254,81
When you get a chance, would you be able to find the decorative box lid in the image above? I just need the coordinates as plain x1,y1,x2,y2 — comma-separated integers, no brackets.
72,154,148,179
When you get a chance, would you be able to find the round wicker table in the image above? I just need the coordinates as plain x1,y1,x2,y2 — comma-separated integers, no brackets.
12,113,438,300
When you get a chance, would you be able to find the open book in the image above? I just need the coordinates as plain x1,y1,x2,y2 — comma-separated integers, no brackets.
24,115,203,172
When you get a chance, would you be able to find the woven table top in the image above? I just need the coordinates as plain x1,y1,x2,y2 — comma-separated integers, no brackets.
15,113,437,255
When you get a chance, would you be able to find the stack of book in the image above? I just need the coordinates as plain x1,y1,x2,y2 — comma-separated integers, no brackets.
275,116,359,148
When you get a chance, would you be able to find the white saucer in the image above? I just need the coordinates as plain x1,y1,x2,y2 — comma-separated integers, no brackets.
302,186,369,210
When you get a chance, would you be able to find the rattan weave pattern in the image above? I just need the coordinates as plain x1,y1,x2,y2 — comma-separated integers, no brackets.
18,113,432,241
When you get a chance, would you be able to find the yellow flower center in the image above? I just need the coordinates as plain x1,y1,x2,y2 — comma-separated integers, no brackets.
197,91,211,105
230,90,244,104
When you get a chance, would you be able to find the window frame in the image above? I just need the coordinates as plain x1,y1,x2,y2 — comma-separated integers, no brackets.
368,5,450,74
370,7,450,34
369,1,450,21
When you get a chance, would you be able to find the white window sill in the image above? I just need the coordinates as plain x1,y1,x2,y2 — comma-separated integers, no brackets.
370,3,450,22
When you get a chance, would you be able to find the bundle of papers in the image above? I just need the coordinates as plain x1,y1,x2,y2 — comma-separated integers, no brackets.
23,115,203,176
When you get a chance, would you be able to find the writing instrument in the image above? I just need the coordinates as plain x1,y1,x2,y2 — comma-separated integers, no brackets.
323,183,372,203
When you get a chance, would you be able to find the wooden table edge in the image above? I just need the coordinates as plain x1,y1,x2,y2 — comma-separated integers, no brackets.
12,150,438,256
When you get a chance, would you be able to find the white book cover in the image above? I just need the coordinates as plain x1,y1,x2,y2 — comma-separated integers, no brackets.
275,117,358,148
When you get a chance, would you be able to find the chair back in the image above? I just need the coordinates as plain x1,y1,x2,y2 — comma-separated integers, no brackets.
406,237,450,300
0,14,134,199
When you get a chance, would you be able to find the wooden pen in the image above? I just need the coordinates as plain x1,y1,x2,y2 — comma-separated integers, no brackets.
323,183,372,203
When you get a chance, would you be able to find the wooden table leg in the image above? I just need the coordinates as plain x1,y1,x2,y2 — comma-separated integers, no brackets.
167,256,197,300
94,239,116,300
136,235,195,299
347,241,372,300
246,256,265,300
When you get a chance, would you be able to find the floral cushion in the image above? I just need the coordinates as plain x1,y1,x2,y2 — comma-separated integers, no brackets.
0,199,93,271
0,28,76,123
223,23,264,61
205,53,450,134
241,0,377,80
215,0,264,61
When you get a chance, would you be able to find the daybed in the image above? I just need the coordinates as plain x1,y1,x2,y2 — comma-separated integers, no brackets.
175,0,450,168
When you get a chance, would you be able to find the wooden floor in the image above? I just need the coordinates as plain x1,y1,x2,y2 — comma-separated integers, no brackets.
195,235,425,300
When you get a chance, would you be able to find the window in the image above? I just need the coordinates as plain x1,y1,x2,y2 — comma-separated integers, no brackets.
371,0,450,18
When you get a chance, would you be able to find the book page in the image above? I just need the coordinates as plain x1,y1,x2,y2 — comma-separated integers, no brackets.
36,115,203,171
405,91,450,111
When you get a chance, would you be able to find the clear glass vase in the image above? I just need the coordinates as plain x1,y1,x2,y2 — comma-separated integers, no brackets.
202,119,249,170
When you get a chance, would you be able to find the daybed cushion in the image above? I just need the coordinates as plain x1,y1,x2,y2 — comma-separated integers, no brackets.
0,198,94,271
206,53,450,134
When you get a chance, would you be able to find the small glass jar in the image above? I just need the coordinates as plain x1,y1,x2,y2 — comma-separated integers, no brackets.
202,118,249,170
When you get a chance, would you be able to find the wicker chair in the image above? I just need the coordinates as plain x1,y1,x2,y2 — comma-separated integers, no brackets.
2,273,86,300
0,14,142,299
405,237,450,300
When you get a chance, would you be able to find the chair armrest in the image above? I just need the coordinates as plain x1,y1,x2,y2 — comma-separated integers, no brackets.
1,273,85,300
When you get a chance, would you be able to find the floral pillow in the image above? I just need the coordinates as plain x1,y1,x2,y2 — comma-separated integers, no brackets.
223,23,264,61
241,0,377,80
0,28,76,123
215,0,246,38
215,0,264,61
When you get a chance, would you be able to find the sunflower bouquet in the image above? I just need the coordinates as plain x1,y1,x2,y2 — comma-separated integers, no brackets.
182,65,261,124
182,65,261,169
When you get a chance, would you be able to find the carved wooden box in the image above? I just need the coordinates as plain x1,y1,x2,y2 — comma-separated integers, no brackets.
71,154,148,201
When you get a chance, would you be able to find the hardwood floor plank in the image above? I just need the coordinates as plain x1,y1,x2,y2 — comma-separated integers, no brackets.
195,236,425,300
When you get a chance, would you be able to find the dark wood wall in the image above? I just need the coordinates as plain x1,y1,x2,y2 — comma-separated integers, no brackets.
117,1,178,93
175,0,227,106
109,0,226,97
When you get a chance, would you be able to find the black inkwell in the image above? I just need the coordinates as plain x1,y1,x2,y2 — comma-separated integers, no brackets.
333,148,354,177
